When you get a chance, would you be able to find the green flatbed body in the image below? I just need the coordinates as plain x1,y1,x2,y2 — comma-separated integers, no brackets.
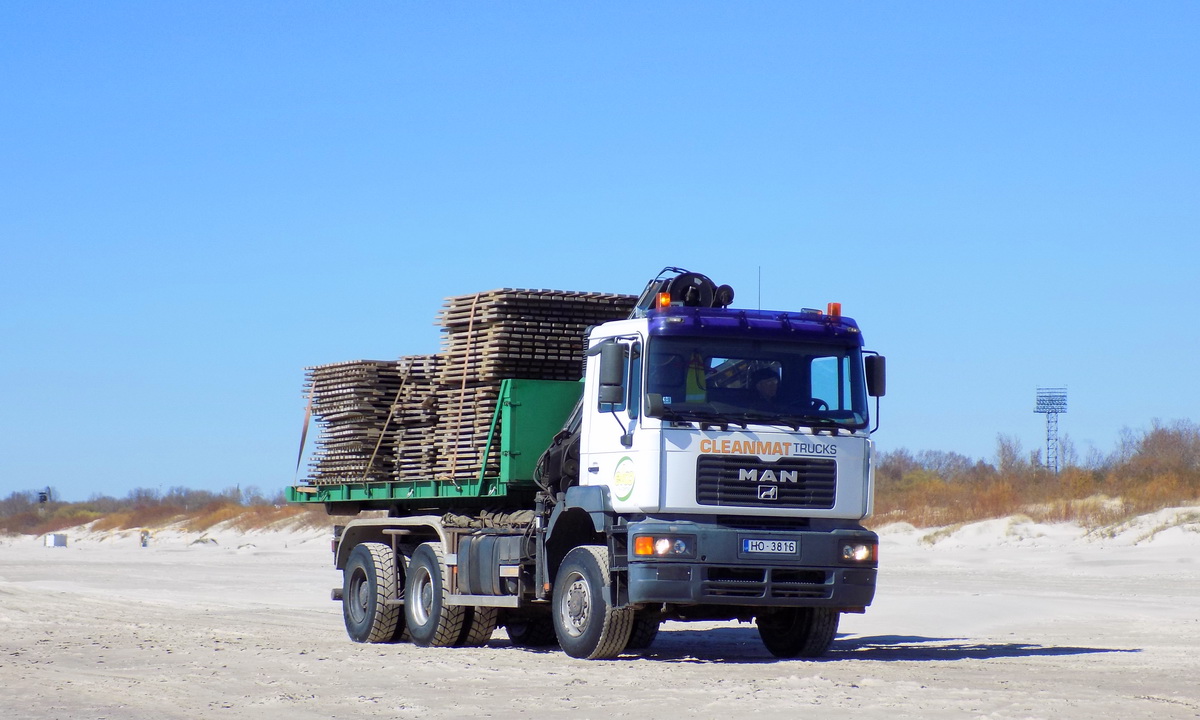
287,378,581,511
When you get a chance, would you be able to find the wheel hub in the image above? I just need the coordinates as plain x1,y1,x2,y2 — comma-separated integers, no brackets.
412,568,434,625
562,576,590,636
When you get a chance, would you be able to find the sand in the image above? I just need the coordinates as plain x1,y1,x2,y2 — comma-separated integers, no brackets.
1,508,1198,719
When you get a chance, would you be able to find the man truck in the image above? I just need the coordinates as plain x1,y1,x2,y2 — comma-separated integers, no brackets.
287,267,886,660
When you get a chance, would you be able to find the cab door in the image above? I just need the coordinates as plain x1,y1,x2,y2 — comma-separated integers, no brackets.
579,336,660,512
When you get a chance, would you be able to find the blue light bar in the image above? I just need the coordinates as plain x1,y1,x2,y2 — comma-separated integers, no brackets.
647,306,863,345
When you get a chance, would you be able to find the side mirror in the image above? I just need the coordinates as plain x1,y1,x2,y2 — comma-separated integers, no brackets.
646,393,665,417
865,355,886,397
598,341,626,405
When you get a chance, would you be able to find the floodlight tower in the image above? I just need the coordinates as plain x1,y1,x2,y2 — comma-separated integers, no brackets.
1034,387,1068,473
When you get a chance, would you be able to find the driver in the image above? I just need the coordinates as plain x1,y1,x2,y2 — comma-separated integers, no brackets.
649,353,686,404
750,368,781,408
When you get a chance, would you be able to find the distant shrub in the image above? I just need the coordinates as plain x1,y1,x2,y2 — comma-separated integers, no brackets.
181,502,244,532
874,421,1200,529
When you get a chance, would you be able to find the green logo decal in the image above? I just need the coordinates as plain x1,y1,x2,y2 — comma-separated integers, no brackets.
613,456,636,501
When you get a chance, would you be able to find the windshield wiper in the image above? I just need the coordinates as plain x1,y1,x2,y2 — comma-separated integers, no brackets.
652,405,684,420
655,404,849,433
689,410,745,429
661,407,750,429
727,411,854,434
650,405,725,428
724,411,800,431
792,415,849,434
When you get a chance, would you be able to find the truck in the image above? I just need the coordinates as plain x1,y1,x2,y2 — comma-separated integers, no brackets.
287,267,886,660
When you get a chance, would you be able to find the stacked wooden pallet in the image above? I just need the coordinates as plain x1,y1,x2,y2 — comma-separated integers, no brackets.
304,287,636,487
304,360,406,485
390,355,440,482
432,289,636,483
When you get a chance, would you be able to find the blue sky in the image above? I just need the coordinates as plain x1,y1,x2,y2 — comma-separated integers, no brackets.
2,2,1197,501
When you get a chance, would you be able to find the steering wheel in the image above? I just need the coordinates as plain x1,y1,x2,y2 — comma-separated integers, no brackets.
805,398,830,412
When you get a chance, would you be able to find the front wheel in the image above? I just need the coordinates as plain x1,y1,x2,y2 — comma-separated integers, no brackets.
756,607,839,659
552,545,633,659
625,612,662,650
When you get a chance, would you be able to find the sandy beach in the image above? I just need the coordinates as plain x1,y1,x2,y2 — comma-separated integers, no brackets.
2,509,1198,719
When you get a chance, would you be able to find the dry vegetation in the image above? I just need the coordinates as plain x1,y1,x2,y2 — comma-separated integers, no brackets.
3,422,1199,535
0,486,329,537
873,420,1200,529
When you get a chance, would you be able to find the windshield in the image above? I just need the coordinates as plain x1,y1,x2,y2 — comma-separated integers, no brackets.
644,335,869,428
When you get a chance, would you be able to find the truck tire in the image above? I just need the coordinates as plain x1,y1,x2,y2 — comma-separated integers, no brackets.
504,616,559,648
342,542,404,644
552,545,633,659
756,607,839,659
405,542,469,647
458,606,498,647
625,612,662,650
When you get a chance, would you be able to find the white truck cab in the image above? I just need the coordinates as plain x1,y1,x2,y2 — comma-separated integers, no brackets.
537,268,885,658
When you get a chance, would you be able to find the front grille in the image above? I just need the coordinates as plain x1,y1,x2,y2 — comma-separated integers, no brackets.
696,454,837,509
703,567,765,598
771,570,832,599
701,566,832,600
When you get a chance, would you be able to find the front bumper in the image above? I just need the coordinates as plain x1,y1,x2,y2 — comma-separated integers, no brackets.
625,519,877,608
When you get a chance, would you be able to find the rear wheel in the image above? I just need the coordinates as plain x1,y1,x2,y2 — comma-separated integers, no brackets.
405,542,469,647
342,542,403,643
458,606,499,647
552,545,633,659
756,607,839,658
504,614,559,647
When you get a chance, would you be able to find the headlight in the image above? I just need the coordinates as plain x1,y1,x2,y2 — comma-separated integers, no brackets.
840,541,877,563
633,534,696,558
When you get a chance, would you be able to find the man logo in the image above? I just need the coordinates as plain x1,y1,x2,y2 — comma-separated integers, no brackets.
740,468,799,483
758,485,778,500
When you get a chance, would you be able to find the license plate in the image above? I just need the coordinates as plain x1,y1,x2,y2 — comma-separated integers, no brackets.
741,538,796,554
